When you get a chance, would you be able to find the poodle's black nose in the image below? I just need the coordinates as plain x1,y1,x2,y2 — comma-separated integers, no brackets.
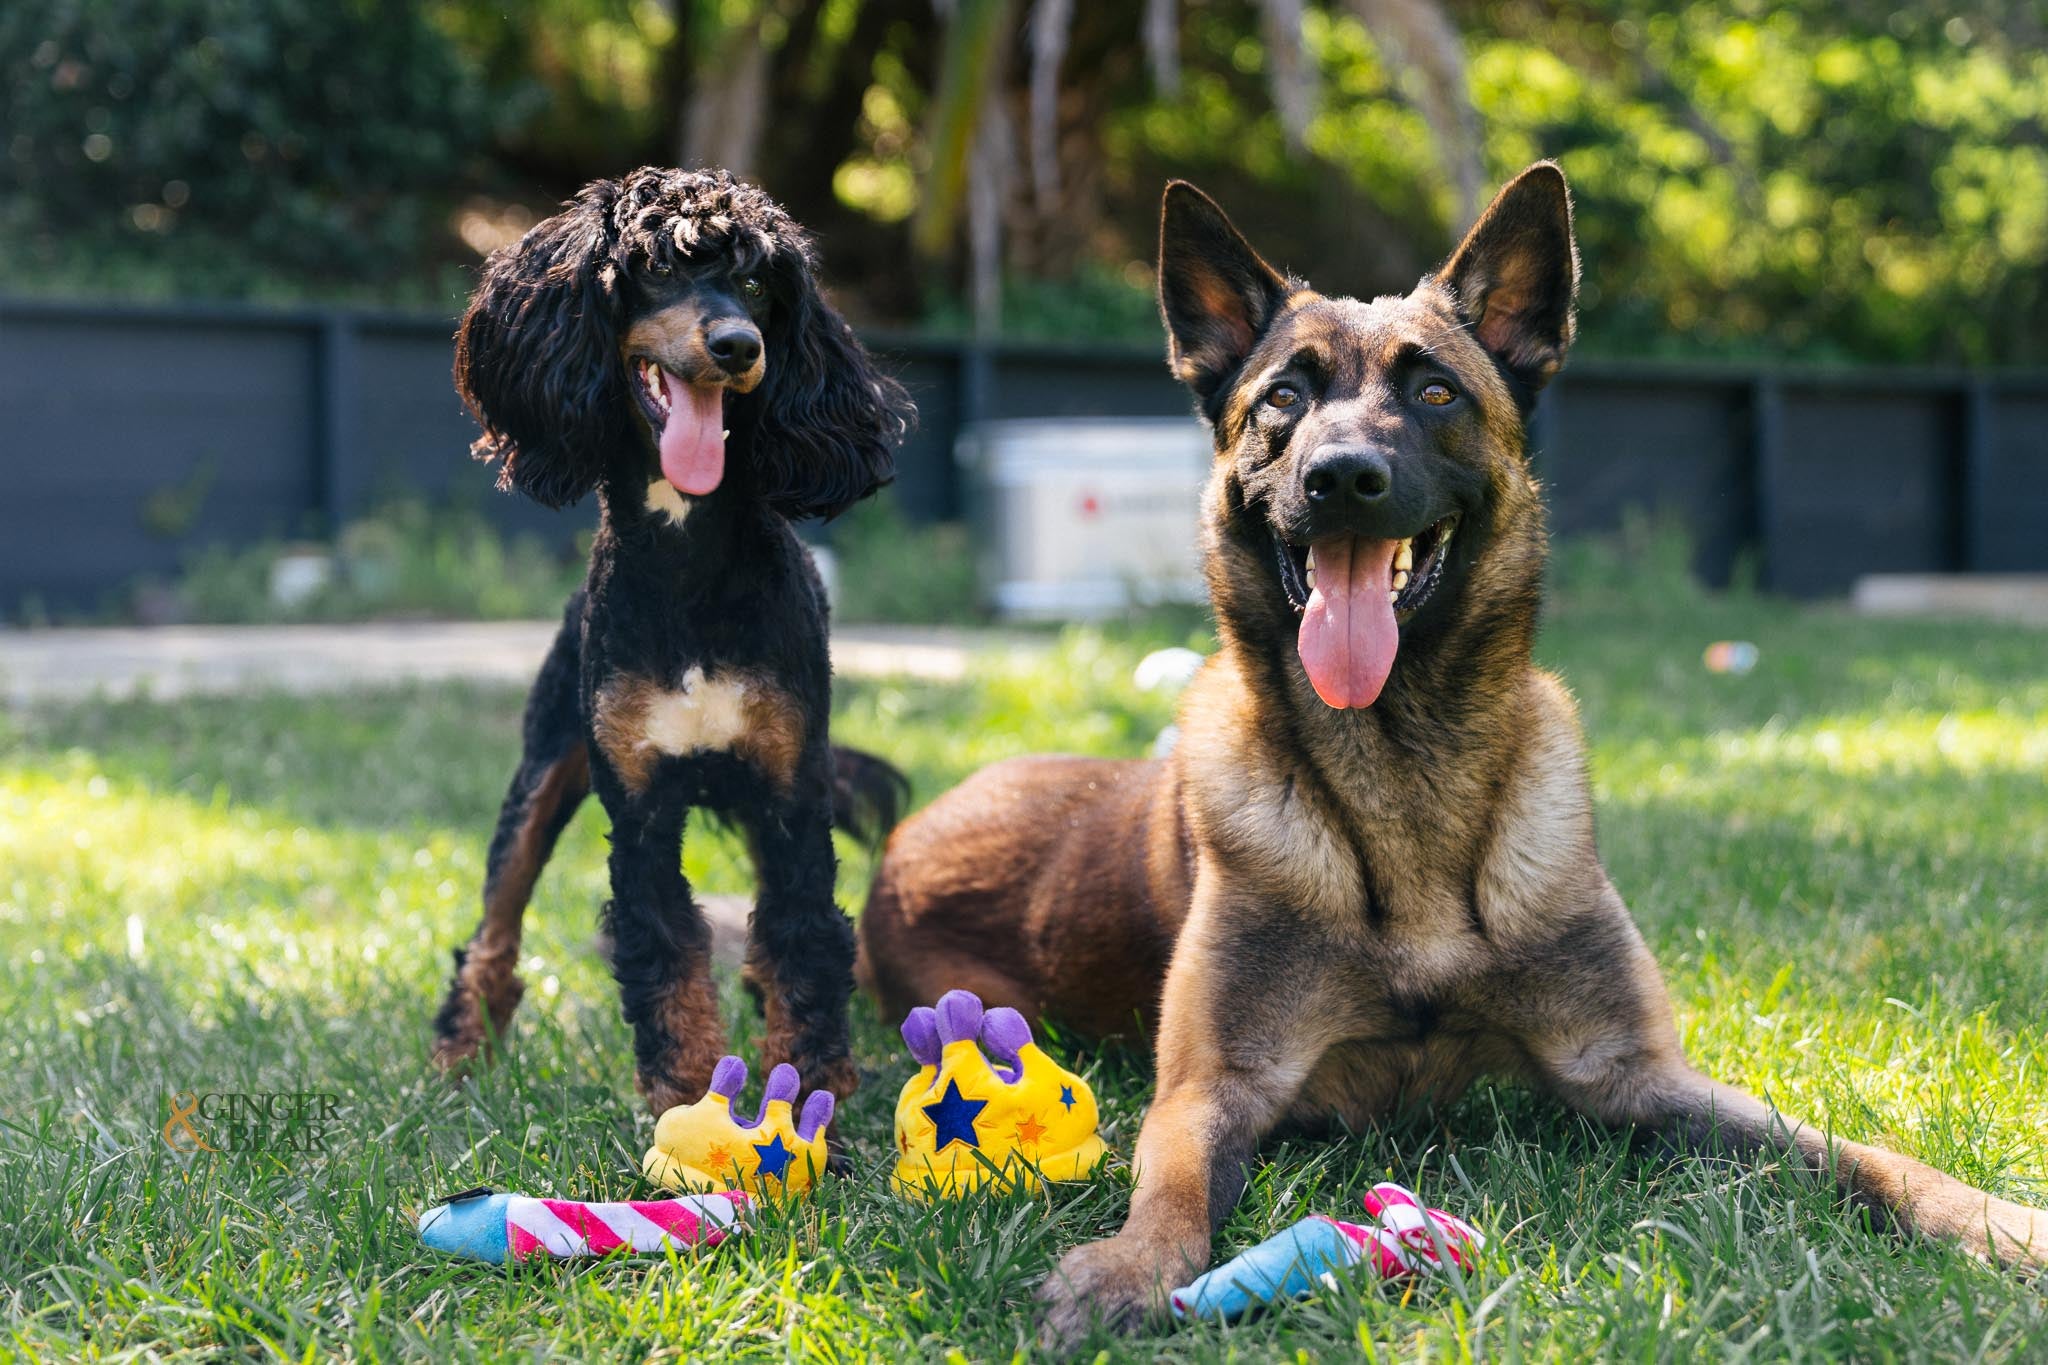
706,323,763,375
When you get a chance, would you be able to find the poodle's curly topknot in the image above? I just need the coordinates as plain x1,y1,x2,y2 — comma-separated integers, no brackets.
607,167,812,273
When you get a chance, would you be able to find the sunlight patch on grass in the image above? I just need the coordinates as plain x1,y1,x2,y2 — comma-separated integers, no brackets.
4,758,478,1002
1701,707,2048,781
1677,980,2048,1200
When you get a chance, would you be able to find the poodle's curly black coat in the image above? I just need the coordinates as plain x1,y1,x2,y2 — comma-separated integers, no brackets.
431,167,915,1116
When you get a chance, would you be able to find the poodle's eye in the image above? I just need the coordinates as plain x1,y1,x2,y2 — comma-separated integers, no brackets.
1418,380,1456,406
647,259,672,280
740,276,765,300
1265,384,1299,409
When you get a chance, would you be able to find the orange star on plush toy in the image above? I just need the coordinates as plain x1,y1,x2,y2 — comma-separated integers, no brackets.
891,990,1107,1197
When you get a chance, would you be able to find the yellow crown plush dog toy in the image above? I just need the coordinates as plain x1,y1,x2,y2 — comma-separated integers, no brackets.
642,1057,834,1197
891,990,1106,1197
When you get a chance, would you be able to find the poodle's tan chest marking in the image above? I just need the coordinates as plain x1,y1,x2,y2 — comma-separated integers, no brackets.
593,667,804,795
643,480,692,528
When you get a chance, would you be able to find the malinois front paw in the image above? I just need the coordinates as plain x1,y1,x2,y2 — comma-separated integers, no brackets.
1035,1234,1180,1350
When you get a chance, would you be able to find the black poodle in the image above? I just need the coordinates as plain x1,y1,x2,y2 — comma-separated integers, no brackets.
431,167,914,1117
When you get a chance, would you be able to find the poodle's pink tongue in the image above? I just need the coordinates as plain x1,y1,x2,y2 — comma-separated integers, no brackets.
1297,535,1399,709
658,372,726,496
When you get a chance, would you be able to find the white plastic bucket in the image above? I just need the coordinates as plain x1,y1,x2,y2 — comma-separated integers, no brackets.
955,417,1212,619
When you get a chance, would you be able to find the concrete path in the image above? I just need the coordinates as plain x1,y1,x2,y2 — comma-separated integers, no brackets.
1851,574,2048,627
0,620,1045,707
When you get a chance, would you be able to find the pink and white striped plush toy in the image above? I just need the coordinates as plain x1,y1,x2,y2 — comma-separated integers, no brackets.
417,1186,747,1264
1169,1183,1485,1322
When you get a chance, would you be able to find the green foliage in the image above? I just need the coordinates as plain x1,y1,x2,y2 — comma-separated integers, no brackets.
1549,507,1720,610
143,492,989,629
1103,4,1451,254
427,0,666,175
159,499,587,624
4,0,2044,361
1091,1,2048,363
920,260,1163,344
3,597,2046,1357
1468,0,2048,363
827,494,986,625
0,0,493,304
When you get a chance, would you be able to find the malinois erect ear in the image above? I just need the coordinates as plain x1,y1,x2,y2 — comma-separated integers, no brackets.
1438,162,1580,401
1158,181,1292,404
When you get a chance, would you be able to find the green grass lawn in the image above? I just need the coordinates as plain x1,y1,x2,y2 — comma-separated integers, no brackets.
3,583,2045,1361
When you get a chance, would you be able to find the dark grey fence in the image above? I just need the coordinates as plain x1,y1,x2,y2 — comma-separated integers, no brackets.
3,296,2043,611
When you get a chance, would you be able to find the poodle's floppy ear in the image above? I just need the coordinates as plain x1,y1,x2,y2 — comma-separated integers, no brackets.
750,242,914,521
455,181,627,508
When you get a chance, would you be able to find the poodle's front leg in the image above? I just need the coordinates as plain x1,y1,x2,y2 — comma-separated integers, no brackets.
604,791,727,1115
741,783,859,1103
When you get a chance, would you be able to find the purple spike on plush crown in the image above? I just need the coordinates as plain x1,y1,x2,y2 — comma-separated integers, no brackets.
934,989,985,1045
796,1089,835,1141
980,1007,1033,1083
901,1007,942,1067
708,1055,748,1101
738,1062,801,1127
763,1063,801,1105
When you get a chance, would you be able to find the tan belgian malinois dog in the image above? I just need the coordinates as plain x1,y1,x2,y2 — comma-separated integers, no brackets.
858,164,2046,1342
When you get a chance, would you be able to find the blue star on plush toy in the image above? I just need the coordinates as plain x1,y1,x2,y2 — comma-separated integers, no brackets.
922,1079,988,1150
752,1133,794,1182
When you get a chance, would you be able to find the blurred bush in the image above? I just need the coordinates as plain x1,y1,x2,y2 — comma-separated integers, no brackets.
0,0,497,304
126,489,1760,634
827,497,986,626
137,494,986,627
920,260,1162,344
1548,506,1731,613
4,1,2043,364
157,500,586,623
1089,1,2048,364
1466,1,2048,365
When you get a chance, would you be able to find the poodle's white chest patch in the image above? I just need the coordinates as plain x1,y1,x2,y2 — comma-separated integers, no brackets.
644,480,692,528
640,668,749,754
592,667,805,795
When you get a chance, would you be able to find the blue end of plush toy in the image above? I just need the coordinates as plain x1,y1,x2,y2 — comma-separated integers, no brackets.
418,1193,512,1264
1169,1216,1359,1322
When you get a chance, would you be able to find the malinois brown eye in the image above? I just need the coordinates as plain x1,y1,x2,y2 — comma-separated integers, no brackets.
1418,381,1456,406
1266,384,1299,409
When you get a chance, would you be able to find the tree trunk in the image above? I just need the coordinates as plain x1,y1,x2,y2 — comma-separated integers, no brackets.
913,0,1018,260
682,19,773,176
